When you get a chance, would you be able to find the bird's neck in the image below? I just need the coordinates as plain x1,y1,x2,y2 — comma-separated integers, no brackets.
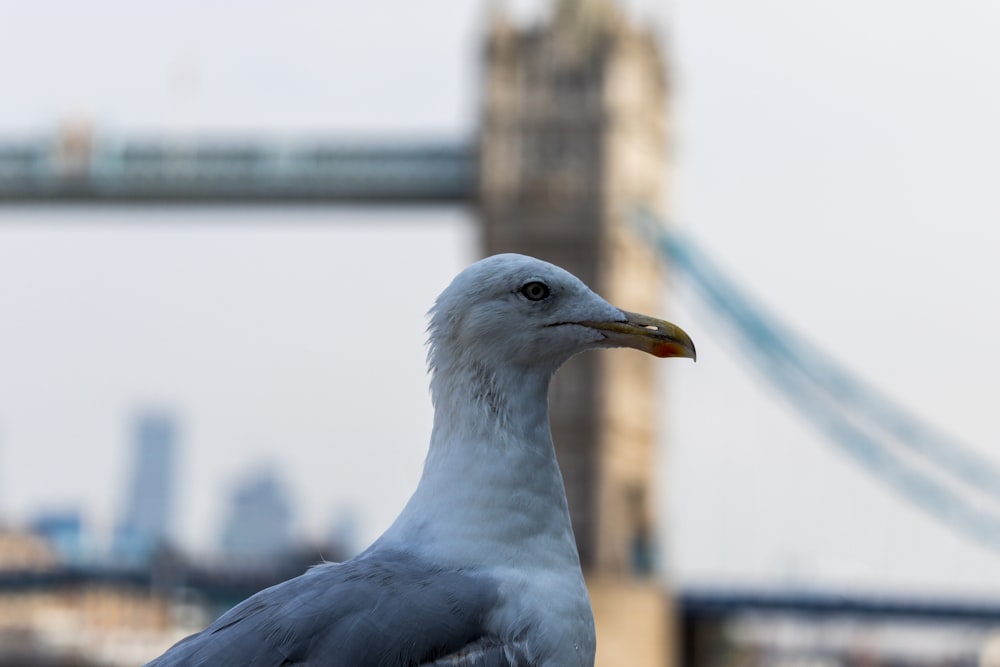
430,357,554,449
382,361,581,570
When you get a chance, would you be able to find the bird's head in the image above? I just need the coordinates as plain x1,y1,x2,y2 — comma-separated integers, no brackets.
427,254,695,380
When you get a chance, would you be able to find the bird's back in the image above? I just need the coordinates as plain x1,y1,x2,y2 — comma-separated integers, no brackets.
146,548,526,667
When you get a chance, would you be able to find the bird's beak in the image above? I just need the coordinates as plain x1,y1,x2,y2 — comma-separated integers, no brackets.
581,311,697,361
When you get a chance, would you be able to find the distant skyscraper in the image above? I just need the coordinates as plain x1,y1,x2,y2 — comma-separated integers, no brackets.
220,468,296,566
112,412,176,566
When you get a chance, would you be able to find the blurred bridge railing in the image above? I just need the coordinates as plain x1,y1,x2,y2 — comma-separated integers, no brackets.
0,134,475,204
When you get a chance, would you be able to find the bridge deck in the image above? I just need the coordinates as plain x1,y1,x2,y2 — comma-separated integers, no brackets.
0,139,476,203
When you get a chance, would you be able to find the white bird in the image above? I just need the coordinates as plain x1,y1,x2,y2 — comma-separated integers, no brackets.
146,253,695,667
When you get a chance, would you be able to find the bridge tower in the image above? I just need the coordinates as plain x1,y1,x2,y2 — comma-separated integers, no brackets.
479,1,673,665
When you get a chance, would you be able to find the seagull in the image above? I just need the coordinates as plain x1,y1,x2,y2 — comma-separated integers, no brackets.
146,253,695,667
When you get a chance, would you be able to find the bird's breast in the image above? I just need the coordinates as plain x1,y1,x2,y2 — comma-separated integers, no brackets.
487,562,596,667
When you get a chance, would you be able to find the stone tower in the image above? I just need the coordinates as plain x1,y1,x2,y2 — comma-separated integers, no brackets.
479,1,673,665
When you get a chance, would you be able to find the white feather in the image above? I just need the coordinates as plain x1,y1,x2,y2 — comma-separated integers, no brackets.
380,254,628,666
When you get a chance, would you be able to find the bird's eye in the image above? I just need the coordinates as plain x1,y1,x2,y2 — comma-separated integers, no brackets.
519,281,550,301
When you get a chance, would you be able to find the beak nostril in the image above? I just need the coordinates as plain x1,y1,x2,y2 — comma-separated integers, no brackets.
643,325,659,331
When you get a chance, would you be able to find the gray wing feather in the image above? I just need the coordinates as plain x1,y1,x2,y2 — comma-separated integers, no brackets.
423,638,530,666
145,549,519,667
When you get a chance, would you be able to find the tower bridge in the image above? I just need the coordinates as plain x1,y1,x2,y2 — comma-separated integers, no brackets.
1,2,677,662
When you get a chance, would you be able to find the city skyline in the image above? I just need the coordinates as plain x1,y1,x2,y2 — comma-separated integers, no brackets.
4,403,358,566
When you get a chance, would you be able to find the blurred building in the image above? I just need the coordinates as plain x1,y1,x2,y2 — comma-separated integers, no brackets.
0,529,58,571
0,528,184,666
327,507,361,560
30,511,87,566
112,413,177,567
219,468,296,567
687,613,996,667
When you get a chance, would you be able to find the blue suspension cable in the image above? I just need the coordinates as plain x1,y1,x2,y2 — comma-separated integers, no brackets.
632,210,1000,552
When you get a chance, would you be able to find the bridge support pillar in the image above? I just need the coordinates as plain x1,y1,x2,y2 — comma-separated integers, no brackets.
479,2,675,665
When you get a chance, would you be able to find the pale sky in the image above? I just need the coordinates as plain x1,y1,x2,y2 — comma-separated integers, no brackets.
2,0,1000,596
